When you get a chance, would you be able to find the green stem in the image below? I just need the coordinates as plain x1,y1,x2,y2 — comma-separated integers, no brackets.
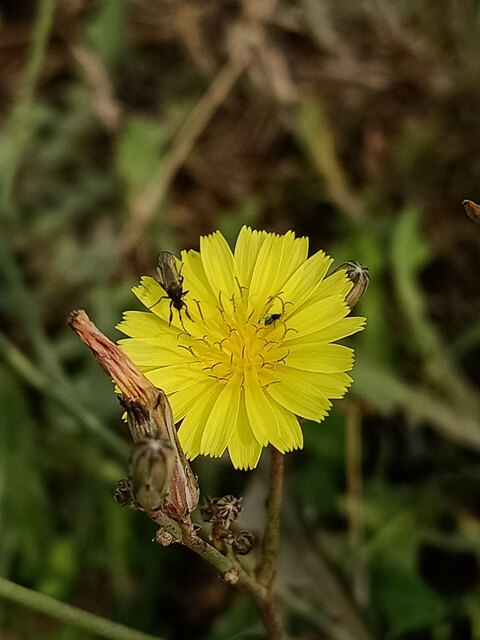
0,331,128,457
0,235,65,383
0,576,162,640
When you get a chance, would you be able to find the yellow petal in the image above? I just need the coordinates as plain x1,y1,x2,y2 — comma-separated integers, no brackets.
288,295,349,336
244,368,276,446
279,367,353,399
228,394,262,470
118,338,185,367
248,231,309,309
177,384,220,458
145,365,204,395
268,398,303,451
180,249,218,312
287,343,354,372
200,231,237,298
310,270,353,303
281,250,333,310
266,368,331,421
117,311,167,338
200,374,242,457
234,226,268,288
169,379,218,423
287,316,366,345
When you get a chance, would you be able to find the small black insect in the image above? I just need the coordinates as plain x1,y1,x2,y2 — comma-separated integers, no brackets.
153,251,192,325
264,313,282,326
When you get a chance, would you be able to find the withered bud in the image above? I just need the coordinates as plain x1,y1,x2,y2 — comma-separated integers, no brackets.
67,310,199,518
223,568,239,585
462,199,480,224
231,530,255,555
114,478,133,507
155,528,175,546
333,261,370,309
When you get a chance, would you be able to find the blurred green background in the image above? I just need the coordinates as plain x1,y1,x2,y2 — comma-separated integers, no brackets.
1,1,480,639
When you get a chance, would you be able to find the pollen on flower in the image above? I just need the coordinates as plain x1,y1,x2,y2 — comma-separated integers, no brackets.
175,288,292,389
117,227,366,470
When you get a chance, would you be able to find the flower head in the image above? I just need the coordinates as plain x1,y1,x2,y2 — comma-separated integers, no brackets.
117,227,365,469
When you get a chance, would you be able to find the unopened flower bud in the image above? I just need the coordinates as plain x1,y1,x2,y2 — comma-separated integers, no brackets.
333,261,370,309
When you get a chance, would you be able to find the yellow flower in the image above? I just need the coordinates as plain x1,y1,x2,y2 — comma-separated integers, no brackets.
117,227,365,470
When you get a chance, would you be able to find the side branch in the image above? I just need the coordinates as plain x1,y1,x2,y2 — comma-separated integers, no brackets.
0,576,161,640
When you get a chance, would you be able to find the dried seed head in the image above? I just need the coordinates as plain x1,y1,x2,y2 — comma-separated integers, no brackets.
114,478,133,507
231,530,255,555
200,494,243,528
214,495,243,526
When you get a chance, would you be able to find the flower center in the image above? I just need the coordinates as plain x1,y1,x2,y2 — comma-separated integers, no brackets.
175,289,294,387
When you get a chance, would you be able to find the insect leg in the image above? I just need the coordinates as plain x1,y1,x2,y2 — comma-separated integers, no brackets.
148,295,169,311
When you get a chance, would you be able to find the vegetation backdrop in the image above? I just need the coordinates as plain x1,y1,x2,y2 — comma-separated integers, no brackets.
1,1,480,639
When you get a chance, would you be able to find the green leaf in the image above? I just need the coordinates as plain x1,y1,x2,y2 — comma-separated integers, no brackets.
0,367,51,578
116,117,166,191
85,0,127,70
371,559,448,636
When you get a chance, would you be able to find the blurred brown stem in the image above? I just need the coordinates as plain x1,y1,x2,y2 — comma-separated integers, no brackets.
253,446,289,639
346,402,367,606
257,446,285,588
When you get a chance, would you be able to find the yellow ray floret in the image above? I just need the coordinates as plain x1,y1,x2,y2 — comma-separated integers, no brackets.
117,226,366,469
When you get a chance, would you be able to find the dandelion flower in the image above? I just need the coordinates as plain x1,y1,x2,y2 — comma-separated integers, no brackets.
117,227,365,470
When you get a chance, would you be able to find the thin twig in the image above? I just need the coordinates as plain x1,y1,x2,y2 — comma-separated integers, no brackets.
122,55,248,253
0,234,65,384
70,43,122,132
0,0,56,218
0,331,128,458
0,576,162,640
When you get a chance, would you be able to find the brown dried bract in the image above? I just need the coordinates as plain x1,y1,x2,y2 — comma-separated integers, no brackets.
67,309,199,517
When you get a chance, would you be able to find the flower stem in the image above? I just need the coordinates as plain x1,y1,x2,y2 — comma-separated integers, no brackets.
257,446,285,588
0,576,161,640
247,446,290,639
